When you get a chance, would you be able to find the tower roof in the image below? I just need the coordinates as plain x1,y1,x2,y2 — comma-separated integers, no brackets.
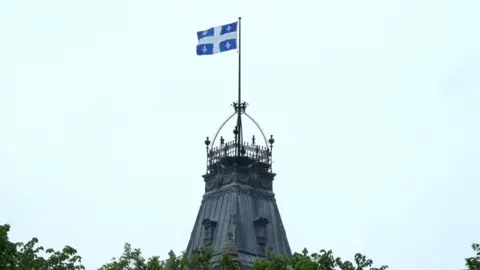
186,101,291,268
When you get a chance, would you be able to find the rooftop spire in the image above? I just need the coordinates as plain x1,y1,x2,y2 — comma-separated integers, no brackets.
203,17,277,174
204,102,275,174
190,18,291,268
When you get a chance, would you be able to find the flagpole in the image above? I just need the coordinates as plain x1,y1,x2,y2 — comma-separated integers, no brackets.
238,17,241,109
236,17,243,156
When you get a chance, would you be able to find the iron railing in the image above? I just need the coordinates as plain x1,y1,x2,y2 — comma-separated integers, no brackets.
207,140,272,173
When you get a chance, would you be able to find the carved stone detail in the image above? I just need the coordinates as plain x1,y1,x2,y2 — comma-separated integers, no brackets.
223,173,233,185
238,173,249,183
205,178,215,191
215,174,224,189
259,177,272,189
204,163,275,191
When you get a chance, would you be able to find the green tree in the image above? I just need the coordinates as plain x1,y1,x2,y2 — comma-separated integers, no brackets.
465,243,480,270
0,224,20,269
0,224,85,270
98,244,240,270
4,223,479,270
216,253,240,270
185,246,213,270
252,249,387,270
252,253,291,270
98,243,171,270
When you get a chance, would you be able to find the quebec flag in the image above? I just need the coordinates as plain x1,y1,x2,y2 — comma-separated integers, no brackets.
196,21,238,55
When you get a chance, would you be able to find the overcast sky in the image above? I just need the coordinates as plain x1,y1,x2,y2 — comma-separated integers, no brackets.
1,1,479,269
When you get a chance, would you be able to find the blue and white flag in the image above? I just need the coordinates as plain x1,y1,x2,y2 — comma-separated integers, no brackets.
196,21,238,55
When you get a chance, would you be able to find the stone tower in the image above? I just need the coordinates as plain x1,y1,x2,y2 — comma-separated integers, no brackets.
185,102,292,268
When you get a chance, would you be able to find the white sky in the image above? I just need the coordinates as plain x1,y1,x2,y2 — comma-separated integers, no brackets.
1,1,479,269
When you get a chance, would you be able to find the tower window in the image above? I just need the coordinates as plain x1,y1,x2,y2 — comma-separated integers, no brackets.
201,219,217,246
253,217,269,246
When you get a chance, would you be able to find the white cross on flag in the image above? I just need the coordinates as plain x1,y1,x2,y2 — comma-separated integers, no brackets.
196,21,238,55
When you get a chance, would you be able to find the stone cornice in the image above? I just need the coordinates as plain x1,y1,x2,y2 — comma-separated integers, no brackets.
202,184,276,202
203,162,276,192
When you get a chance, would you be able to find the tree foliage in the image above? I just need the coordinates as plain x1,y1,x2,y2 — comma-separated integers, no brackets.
2,224,479,270
0,224,85,270
100,244,386,270
465,243,480,270
99,244,239,270
252,249,388,270
98,243,166,270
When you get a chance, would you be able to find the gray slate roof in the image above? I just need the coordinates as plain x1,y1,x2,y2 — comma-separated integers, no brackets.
186,157,292,268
